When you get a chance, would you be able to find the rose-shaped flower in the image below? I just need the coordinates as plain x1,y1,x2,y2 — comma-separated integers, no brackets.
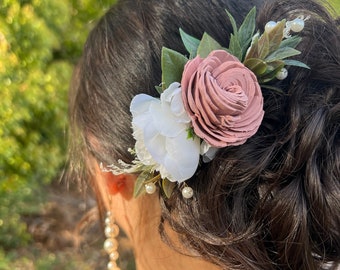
181,50,264,148
130,82,201,182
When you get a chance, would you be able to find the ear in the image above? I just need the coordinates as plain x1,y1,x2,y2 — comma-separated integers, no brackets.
104,173,135,200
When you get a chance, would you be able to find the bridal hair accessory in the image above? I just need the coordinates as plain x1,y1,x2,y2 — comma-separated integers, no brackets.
102,8,309,199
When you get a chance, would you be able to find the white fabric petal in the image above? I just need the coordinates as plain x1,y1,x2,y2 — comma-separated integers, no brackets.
171,91,191,123
150,97,188,137
143,122,167,163
130,94,158,115
200,141,219,162
133,125,157,166
131,94,159,129
160,82,181,102
162,130,200,182
162,83,191,123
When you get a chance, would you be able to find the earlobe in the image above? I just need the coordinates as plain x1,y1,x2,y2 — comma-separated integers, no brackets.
105,173,134,200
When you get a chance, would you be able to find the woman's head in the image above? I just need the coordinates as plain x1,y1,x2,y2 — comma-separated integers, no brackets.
69,0,340,269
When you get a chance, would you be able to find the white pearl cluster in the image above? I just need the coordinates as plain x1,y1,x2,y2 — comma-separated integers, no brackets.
264,16,308,81
286,17,305,33
104,211,121,270
265,16,306,37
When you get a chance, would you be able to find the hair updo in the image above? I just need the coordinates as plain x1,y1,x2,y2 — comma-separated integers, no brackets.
68,0,340,269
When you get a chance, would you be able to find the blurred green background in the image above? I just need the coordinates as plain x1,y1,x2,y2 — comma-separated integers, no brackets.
0,0,117,269
0,0,339,269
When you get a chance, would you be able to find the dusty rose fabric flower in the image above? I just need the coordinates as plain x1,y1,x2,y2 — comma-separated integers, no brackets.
181,50,264,147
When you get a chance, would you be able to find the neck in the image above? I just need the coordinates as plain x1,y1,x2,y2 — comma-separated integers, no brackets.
122,195,220,270
96,166,221,269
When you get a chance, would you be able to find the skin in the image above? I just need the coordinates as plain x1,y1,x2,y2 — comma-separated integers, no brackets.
94,162,221,270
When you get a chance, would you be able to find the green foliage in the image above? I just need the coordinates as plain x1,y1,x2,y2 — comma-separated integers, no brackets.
0,248,103,270
226,7,256,60
0,0,114,264
161,178,176,199
161,47,188,90
179,28,200,58
196,32,223,58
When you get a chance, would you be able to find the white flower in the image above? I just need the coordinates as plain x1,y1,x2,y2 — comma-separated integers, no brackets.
200,141,219,163
130,82,201,182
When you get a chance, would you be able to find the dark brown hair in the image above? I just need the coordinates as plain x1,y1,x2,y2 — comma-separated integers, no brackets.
68,0,340,269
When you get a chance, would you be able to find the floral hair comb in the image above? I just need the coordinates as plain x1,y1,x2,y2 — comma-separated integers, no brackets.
102,8,309,199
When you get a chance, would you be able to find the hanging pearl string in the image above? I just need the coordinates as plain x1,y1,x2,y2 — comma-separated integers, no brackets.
103,211,120,270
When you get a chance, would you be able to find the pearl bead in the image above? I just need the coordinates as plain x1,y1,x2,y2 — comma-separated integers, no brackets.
108,261,121,270
265,21,277,32
104,238,118,253
105,217,113,226
145,182,156,194
107,261,116,269
109,251,120,261
182,186,193,199
290,18,304,32
105,224,120,238
108,262,121,270
276,68,288,80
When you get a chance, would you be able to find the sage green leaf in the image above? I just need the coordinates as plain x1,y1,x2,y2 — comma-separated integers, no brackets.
260,84,284,94
133,170,152,198
155,85,163,94
197,32,223,58
239,7,256,57
228,33,242,60
279,35,302,49
257,31,270,59
259,60,285,83
267,19,285,53
179,28,200,58
161,47,188,89
187,127,195,140
284,59,310,69
225,9,238,38
265,47,300,62
162,178,176,198
262,60,285,75
244,34,259,60
244,58,267,76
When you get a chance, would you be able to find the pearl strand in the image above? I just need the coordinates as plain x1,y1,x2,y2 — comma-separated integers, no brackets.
104,211,121,270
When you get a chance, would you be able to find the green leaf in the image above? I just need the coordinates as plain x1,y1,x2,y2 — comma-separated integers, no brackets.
244,58,267,76
244,34,259,60
238,7,256,57
179,28,200,58
225,9,239,39
279,36,302,49
197,32,223,58
133,171,153,198
259,60,285,83
265,47,301,62
155,85,163,94
187,127,195,140
257,31,270,59
228,34,243,60
267,19,285,53
161,47,188,89
284,59,310,69
162,178,176,198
